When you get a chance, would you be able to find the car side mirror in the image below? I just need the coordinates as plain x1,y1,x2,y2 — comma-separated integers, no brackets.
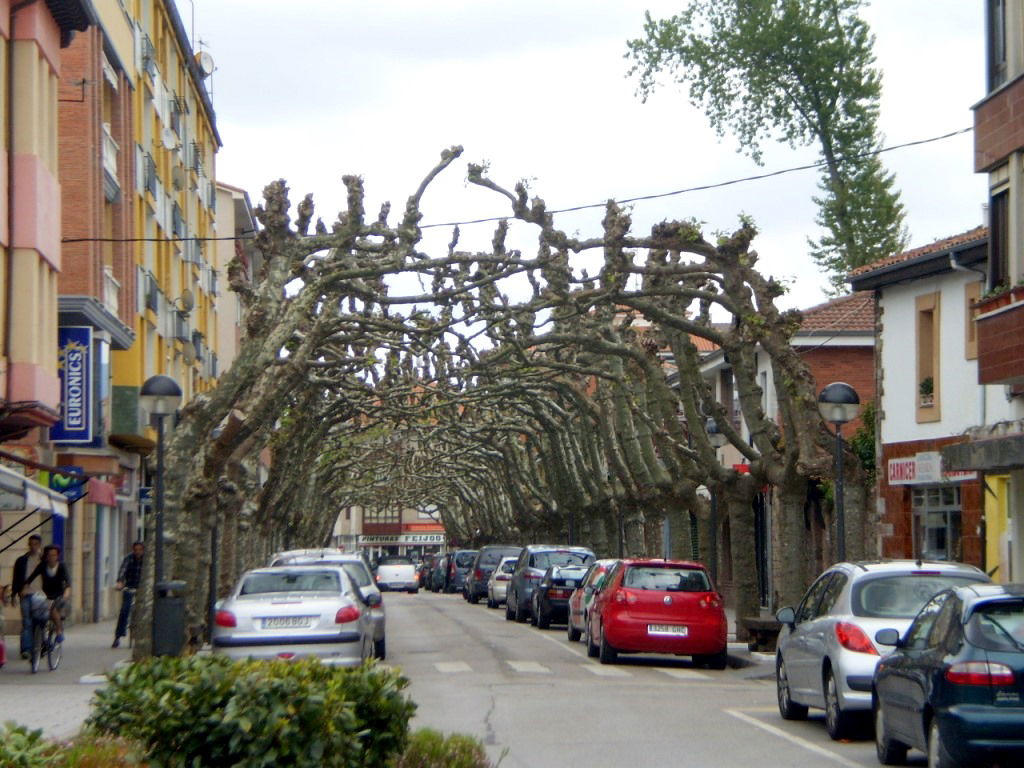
363,591,382,607
775,606,796,627
874,628,901,647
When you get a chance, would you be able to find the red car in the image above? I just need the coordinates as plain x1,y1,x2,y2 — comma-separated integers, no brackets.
586,559,728,669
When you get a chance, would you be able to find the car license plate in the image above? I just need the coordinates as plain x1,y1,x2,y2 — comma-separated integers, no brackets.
648,624,688,636
262,616,313,629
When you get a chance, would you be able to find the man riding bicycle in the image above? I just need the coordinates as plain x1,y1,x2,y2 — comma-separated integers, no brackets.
25,545,71,643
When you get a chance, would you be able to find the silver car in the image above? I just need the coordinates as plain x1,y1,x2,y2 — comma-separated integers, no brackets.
212,565,378,666
269,548,387,659
775,559,989,740
486,556,517,608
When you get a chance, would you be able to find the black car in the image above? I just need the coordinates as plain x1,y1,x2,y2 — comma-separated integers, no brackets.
465,545,522,604
873,583,1024,768
531,564,590,629
446,549,478,594
506,545,595,623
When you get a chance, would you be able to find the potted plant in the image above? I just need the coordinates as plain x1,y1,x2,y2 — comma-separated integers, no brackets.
919,376,934,407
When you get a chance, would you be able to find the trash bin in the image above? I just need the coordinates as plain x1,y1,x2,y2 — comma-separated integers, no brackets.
153,580,186,656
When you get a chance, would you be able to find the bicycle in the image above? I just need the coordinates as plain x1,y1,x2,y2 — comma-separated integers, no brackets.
27,594,62,673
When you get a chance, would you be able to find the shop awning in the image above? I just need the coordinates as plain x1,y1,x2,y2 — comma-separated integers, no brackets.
942,434,1024,474
0,464,70,518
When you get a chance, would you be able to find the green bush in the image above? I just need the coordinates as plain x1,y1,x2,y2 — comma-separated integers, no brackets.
87,656,415,768
393,729,496,768
54,733,147,767
0,722,60,767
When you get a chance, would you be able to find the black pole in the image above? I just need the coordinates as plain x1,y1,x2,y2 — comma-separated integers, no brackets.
709,487,719,585
154,414,165,585
835,422,846,563
207,522,219,643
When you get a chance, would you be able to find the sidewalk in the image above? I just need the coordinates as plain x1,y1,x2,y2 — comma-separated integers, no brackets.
725,606,775,673
0,619,130,740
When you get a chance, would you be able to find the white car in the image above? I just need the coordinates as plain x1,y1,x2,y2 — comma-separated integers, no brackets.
486,556,517,608
374,555,419,593
774,559,989,740
212,565,378,666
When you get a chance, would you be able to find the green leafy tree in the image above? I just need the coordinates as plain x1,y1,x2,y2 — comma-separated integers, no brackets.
626,0,908,292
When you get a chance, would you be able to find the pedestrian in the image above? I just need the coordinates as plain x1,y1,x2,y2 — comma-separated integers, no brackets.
24,544,71,643
11,534,43,660
112,541,144,648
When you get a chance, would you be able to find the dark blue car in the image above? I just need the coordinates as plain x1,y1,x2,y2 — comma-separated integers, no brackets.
873,583,1024,767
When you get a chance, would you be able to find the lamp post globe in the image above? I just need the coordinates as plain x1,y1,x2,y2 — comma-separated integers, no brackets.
140,374,183,417
818,382,860,563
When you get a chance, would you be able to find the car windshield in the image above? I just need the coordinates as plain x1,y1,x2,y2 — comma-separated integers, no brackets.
966,600,1024,652
480,548,521,565
853,574,986,618
455,552,477,567
241,570,341,595
379,557,413,566
533,551,593,570
624,566,710,592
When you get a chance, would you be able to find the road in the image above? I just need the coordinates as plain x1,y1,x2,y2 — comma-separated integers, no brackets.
388,590,923,768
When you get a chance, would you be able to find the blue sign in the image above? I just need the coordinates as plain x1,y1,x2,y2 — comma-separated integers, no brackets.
52,326,93,443
48,465,88,503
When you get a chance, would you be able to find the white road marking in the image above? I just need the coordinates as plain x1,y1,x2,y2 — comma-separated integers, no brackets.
506,660,551,674
435,661,472,673
656,667,711,681
724,708,865,768
583,664,632,677
533,627,588,658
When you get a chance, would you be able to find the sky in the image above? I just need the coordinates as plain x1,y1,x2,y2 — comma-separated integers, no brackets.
188,0,987,312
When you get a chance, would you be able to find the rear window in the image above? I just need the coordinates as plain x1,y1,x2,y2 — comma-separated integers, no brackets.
966,600,1024,652
532,551,594,570
480,548,521,566
550,567,589,587
341,563,372,587
455,551,477,567
624,566,710,592
853,574,987,618
241,570,341,595
379,556,413,566
499,560,516,574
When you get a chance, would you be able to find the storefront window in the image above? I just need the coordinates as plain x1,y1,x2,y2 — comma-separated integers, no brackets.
912,486,962,561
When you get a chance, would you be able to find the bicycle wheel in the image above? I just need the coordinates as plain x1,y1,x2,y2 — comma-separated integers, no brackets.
30,623,43,673
46,622,62,671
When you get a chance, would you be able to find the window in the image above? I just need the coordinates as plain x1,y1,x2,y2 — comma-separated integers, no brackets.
902,592,948,650
912,486,963,561
916,292,940,423
965,281,981,360
853,572,982,619
818,572,848,615
989,188,1010,291
988,0,1008,91
796,573,835,623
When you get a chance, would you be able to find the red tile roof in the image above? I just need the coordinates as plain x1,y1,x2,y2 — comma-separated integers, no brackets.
798,291,875,333
849,226,988,277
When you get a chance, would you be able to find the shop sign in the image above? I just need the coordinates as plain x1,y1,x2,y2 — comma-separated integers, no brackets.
888,452,977,485
358,533,446,546
52,326,93,443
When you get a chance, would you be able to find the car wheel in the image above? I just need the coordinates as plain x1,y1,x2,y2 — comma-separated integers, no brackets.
537,606,551,630
927,719,957,768
824,667,855,740
530,597,539,626
505,594,515,621
776,657,808,721
874,699,907,765
514,595,528,623
567,619,581,642
586,621,599,658
598,624,618,664
486,596,496,609
468,592,479,605
698,648,727,670
374,637,386,661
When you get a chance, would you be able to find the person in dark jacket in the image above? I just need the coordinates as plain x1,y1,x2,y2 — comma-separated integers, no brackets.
11,534,43,659
112,541,144,648
25,545,71,643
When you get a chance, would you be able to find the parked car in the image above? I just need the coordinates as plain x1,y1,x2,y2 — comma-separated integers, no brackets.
586,559,727,668
532,564,590,629
486,556,518,608
567,559,619,642
465,545,522,604
506,545,595,623
430,554,449,592
418,554,439,588
375,555,420,593
872,583,1024,768
774,559,990,740
212,565,377,666
268,548,386,659
446,549,478,595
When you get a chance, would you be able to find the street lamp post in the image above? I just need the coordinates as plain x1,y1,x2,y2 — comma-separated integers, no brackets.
705,417,728,585
140,374,182,651
818,382,860,563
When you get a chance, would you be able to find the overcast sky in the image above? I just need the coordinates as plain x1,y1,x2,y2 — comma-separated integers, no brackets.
190,0,986,311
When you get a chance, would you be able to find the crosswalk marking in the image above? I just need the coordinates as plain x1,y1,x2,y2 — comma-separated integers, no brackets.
506,660,551,674
435,661,472,673
656,667,710,680
582,664,632,677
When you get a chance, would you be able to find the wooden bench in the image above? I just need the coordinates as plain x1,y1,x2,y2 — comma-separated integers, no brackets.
740,616,782,652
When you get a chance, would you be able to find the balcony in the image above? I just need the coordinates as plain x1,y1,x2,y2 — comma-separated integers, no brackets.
977,288,1024,385
102,266,120,317
102,123,120,202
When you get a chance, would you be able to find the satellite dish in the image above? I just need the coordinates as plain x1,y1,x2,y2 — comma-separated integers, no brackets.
178,288,195,313
195,51,215,77
181,341,196,366
161,127,177,150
